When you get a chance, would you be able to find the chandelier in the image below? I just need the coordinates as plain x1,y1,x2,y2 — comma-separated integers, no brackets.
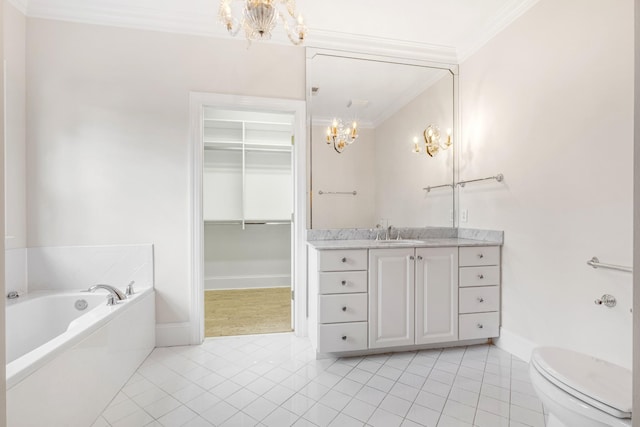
219,0,307,45
412,125,452,157
326,119,358,153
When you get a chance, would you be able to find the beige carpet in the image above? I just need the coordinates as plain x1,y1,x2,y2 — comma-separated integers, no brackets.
205,287,292,337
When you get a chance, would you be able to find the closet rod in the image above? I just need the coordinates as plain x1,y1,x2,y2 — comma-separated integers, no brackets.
204,146,291,153
204,220,291,225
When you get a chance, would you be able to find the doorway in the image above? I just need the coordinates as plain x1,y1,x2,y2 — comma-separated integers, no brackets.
202,107,294,337
189,93,307,344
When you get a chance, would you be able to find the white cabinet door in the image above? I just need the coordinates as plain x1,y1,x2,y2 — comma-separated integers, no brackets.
415,247,458,345
369,248,415,348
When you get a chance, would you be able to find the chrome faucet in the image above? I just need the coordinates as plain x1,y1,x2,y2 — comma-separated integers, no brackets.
386,225,393,240
87,284,127,306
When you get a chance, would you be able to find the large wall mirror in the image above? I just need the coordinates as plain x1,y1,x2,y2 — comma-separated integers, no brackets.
307,50,457,230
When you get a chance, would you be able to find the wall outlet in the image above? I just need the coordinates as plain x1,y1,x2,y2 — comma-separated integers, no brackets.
461,209,468,222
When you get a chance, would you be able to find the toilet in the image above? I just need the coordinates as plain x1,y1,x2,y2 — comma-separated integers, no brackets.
529,347,632,427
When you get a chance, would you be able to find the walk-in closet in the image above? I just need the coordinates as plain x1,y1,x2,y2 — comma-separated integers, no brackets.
202,107,294,337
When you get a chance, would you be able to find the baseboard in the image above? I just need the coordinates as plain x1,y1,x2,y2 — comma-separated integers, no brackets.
155,322,192,347
204,274,291,290
493,327,538,362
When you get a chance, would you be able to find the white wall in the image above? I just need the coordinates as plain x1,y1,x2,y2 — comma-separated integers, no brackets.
4,2,26,298
460,0,634,368
204,224,290,289
25,18,305,336
1,0,7,423
311,126,376,229
4,2,25,251
633,0,640,417
375,73,454,228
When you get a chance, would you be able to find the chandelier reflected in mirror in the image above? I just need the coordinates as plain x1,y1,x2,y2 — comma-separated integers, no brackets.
326,119,358,153
412,124,452,157
219,0,307,45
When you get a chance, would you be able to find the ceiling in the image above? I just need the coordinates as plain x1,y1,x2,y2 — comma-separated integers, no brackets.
11,0,540,62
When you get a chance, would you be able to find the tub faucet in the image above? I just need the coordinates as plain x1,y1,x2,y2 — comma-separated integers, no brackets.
87,284,127,306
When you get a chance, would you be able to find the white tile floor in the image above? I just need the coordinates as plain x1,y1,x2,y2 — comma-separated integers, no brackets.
94,334,547,427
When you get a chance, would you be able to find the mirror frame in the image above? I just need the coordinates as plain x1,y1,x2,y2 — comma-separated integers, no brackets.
305,48,459,229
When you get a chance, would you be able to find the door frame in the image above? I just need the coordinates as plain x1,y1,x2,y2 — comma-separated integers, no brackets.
188,92,307,344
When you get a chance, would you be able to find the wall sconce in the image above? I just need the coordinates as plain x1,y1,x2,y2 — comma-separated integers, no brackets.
326,118,358,153
412,124,452,157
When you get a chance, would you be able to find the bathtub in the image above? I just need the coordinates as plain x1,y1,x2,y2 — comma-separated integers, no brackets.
6,287,155,427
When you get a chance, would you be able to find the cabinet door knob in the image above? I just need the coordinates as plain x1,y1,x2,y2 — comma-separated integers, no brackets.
341,280,346,286
477,297,485,303
478,274,484,279
477,323,484,329
341,257,347,263
409,256,415,260
478,253,484,259
341,335,347,340
342,306,347,312
417,255,423,260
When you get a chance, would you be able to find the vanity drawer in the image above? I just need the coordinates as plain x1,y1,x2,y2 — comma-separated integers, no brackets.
459,246,500,267
319,271,367,294
319,294,368,324
459,312,499,340
459,266,500,287
318,249,368,272
459,286,499,314
318,322,368,353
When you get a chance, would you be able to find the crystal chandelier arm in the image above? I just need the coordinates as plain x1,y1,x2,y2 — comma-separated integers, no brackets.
278,9,306,45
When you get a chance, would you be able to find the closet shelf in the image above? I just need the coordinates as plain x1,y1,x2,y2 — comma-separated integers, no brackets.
204,141,291,153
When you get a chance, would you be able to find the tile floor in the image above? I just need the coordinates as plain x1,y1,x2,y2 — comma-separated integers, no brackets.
94,333,547,427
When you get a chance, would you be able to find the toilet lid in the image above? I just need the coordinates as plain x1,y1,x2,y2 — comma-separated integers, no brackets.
531,347,632,419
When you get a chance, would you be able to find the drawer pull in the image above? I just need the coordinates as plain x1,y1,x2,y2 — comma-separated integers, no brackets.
409,256,415,260
478,274,484,279
478,253,484,259
341,280,347,286
341,335,347,340
477,297,485,303
477,323,484,329
417,255,423,260
341,257,347,263
342,306,347,312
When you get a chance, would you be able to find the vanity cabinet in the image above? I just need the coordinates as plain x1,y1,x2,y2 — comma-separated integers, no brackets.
308,248,369,353
307,242,500,356
458,246,500,340
368,248,415,348
368,247,458,349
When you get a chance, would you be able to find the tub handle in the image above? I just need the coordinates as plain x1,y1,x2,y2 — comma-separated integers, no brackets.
126,281,135,296
106,295,118,306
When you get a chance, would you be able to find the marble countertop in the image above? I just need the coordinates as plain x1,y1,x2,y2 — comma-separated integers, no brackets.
307,238,500,250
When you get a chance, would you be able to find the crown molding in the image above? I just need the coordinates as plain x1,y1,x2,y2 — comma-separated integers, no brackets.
456,0,541,62
307,29,458,65
7,0,28,15
25,1,223,38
